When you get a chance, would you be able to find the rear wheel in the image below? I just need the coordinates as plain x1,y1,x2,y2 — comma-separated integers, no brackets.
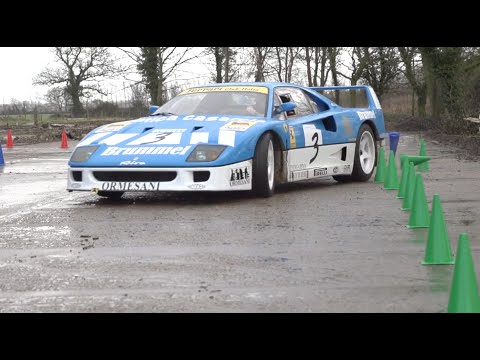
252,133,275,198
97,191,124,200
333,123,376,182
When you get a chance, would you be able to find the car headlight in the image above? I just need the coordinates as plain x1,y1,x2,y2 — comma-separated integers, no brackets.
186,145,226,162
70,145,99,162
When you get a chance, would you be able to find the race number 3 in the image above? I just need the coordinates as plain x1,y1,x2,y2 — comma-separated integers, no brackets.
309,133,319,164
302,124,323,165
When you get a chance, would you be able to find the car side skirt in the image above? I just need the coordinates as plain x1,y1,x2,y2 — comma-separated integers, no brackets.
285,143,356,182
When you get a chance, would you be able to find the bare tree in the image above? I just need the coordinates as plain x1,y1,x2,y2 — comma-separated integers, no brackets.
252,47,272,82
305,47,330,86
44,87,68,116
361,47,401,101
273,47,301,83
130,83,148,118
419,47,464,120
398,47,427,117
336,47,370,106
338,47,370,86
122,47,193,105
206,47,241,83
419,47,480,128
33,47,122,117
327,47,343,102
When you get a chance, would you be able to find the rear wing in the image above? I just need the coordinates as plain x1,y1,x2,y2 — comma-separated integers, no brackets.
309,85,382,110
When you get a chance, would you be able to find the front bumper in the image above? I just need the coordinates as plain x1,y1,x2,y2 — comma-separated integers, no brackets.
67,160,253,192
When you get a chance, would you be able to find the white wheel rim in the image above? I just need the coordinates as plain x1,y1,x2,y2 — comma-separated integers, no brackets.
359,131,375,174
267,140,274,189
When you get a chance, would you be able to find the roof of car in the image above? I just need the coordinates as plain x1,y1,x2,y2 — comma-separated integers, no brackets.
189,82,306,90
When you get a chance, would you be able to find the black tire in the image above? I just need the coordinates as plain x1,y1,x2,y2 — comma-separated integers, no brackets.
252,133,275,198
97,191,124,200
333,123,377,182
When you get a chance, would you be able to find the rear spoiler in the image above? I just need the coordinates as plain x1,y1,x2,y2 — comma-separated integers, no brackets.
309,85,382,110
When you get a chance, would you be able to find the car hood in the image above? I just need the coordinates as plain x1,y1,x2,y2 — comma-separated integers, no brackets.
70,114,267,167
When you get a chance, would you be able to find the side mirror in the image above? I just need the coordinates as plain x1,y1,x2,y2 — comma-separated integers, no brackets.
274,101,297,115
279,102,296,113
149,105,160,115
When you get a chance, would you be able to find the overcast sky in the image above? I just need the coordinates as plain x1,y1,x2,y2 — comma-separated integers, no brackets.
0,47,53,103
0,47,211,104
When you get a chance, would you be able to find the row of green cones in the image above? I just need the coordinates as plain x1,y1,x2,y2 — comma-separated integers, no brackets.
374,139,480,313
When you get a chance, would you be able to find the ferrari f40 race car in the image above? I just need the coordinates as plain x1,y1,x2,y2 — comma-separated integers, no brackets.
67,83,386,198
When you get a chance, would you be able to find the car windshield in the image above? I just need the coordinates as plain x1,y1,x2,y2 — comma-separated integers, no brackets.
152,86,269,117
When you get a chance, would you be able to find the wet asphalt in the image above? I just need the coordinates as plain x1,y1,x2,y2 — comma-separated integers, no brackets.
0,133,479,312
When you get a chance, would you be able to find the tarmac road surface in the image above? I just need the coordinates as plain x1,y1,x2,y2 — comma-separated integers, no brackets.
0,132,479,312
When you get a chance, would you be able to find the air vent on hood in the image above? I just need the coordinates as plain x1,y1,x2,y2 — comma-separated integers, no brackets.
143,127,154,133
193,126,204,132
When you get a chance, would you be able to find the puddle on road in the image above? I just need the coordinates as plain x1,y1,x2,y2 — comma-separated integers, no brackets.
2,160,69,174
0,225,71,247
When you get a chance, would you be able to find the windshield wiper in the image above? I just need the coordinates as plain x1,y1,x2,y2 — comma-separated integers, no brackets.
152,112,176,116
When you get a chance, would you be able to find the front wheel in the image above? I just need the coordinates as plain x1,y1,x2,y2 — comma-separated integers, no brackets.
252,133,275,197
333,123,376,182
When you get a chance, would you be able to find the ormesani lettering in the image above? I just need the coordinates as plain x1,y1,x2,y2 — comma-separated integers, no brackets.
101,182,162,191
101,146,191,156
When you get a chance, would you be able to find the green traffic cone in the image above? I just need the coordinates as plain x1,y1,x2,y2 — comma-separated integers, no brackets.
374,147,386,183
384,150,399,190
401,162,416,211
448,233,480,313
406,174,430,228
396,156,409,199
422,194,454,265
418,139,429,172
400,154,431,166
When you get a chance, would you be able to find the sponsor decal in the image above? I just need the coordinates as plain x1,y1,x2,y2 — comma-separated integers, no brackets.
119,157,146,166
188,184,206,190
101,182,162,191
100,146,191,156
290,164,306,171
230,167,250,186
291,170,308,180
344,164,351,171
221,121,258,132
289,127,296,148
180,86,268,95
313,167,328,177
96,121,132,133
357,110,376,120
142,115,178,123
283,123,288,133
333,166,339,174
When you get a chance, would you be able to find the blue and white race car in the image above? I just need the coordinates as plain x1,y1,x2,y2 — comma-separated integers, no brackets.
67,83,386,198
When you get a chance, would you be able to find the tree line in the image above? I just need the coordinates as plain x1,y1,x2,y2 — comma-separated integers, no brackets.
31,47,480,134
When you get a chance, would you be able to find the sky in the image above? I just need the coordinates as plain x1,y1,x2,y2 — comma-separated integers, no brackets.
0,47,53,103
0,47,212,104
